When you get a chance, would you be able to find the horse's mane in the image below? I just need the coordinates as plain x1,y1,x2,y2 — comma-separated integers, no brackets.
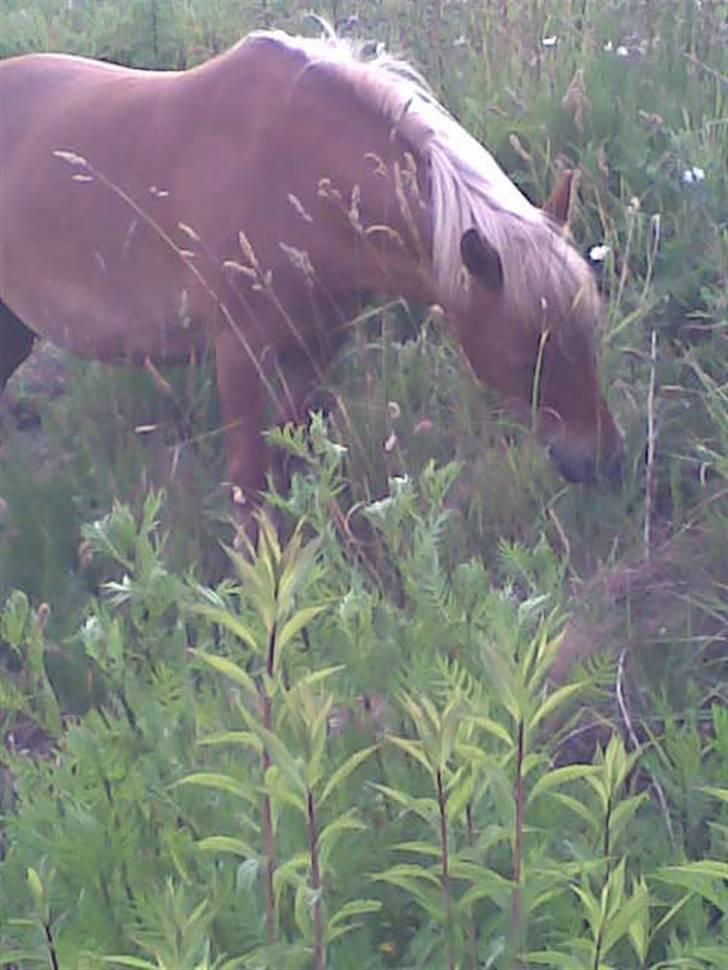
240,27,598,332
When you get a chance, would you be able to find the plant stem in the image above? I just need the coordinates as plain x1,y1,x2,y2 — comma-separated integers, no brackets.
603,795,612,869
466,800,479,969
512,718,525,970
260,688,276,946
307,788,325,970
43,920,59,970
436,768,455,970
261,597,279,943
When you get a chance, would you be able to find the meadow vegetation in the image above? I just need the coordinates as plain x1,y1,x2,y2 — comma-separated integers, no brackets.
0,1,726,967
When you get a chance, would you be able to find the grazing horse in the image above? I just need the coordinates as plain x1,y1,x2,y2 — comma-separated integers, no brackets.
0,29,623,504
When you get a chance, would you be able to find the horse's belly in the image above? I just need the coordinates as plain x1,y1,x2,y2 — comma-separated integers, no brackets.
24,292,213,365
2,259,216,366
0,189,221,365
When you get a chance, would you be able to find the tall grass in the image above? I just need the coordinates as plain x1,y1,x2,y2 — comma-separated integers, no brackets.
1,1,726,966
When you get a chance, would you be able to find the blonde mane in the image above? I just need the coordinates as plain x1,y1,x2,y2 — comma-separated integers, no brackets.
245,28,598,332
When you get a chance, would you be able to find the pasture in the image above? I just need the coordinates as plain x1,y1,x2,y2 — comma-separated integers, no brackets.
0,1,725,968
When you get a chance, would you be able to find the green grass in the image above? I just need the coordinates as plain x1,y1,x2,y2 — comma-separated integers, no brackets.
0,1,726,967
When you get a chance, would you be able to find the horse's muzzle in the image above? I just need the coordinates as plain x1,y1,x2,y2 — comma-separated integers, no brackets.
550,441,625,488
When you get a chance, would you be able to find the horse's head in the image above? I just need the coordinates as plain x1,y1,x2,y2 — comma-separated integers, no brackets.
450,175,624,486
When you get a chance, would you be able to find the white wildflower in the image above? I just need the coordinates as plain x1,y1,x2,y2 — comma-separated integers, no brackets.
683,166,705,185
542,35,558,47
604,41,614,52
616,45,629,57
589,244,610,262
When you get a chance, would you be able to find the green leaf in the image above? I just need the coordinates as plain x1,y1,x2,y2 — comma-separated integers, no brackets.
26,867,44,908
386,734,432,774
102,958,158,969
272,852,309,906
650,892,692,938
445,769,475,823
191,650,258,698
692,945,728,967
294,879,313,941
1,589,30,647
319,812,367,868
320,745,378,807
528,681,587,730
601,882,647,958
189,606,260,652
464,713,512,747
572,883,600,940
263,768,307,815
394,841,441,858
626,878,650,966
370,783,410,808
197,730,262,752
371,864,441,889
609,792,648,847
197,835,258,858
549,792,599,831
293,665,346,692
663,860,728,881
176,772,255,803
526,951,590,969
257,728,307,799
453,864,513,909
327,898,382,933
277,605,325,651
528,764,600,806
655,861,728,910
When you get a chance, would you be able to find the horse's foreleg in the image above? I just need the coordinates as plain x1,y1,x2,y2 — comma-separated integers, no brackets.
268,351,320,496
214,328,267,514
0,301,36,390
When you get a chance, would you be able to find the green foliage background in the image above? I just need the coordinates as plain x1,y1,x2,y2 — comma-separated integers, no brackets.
0,1,726,968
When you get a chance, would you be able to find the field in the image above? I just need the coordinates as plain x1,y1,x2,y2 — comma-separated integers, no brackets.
0,1,726,968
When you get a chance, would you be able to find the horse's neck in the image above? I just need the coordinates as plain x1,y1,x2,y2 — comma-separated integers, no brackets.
320,133,438,310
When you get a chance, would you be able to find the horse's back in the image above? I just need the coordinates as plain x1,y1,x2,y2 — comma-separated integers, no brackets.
0,51,250,362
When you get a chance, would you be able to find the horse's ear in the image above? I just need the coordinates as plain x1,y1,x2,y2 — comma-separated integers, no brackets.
542,169,576,227
460,228,503,290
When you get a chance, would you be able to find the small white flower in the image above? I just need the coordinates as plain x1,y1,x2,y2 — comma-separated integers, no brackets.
589,244,610,262
683,166,705,185
542,35,558,47
603,41,614,52
387,401,401,421
616,45,629,57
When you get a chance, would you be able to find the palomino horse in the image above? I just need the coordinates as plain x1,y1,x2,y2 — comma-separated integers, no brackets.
0,29,623,504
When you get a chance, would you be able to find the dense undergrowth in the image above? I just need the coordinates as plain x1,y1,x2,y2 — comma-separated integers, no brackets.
0,1,726,967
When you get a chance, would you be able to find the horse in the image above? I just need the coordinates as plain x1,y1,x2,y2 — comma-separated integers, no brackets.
0,28,624,510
